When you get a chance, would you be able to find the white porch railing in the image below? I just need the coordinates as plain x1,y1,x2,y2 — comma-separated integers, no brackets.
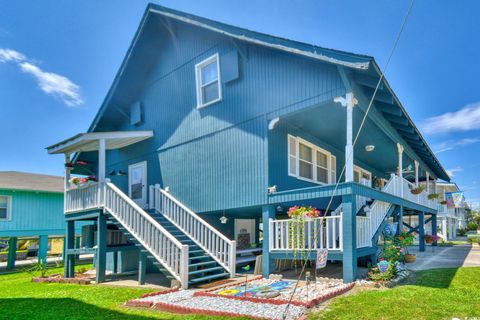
385,174,437,209
65,182,104,213
269,216,342,251
437,204,456,217
65,182,190,288
151,185,236,277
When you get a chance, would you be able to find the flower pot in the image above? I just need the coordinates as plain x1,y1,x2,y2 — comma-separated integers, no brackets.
405,254,416,263
426,239,433,244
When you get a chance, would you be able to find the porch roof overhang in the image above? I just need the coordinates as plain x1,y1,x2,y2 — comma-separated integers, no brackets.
46,131,154,155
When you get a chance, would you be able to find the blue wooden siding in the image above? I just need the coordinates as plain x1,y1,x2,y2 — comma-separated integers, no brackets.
99,18,347,213
0,190,65,237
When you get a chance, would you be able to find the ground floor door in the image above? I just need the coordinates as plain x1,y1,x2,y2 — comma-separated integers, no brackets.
234,219,256,249
128,161,147,208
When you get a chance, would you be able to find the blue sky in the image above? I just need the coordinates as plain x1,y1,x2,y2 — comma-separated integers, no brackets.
1,1,479,206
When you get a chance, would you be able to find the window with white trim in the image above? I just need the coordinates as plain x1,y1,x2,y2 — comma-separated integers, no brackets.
195,53,221,108
354,166,372,187
0,196,11,220
288,135,336,185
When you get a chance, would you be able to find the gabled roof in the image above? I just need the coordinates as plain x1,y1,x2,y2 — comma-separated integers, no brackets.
86,3,449,181
0,171,63,193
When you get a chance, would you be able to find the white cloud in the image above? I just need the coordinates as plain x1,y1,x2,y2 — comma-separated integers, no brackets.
446,167,463,178
434,138,480,154
0,48,25,62
0,48,83,106
19,62,83,107
423,102,480,135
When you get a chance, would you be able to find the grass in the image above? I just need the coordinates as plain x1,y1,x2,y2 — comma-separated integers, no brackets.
0,264,238,320
309,267,480,320
438,240,470,246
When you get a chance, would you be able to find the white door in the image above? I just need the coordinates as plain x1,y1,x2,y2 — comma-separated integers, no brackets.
128,161,147,208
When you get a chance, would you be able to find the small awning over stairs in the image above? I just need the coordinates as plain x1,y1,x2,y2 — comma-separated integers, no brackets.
46,131,153,154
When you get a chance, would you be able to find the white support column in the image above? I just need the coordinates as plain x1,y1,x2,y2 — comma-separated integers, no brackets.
334,92,358,182
426,171,430,193
98,138,106,183
397,143,404,197
414,160,419,187
64,153,71,191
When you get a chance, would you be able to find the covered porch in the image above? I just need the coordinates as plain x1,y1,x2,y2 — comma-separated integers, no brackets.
261,180,438,283
46,131,155,283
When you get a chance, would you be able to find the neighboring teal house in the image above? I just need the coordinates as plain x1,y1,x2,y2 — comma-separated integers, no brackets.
47,4,449,288
0,171,64,269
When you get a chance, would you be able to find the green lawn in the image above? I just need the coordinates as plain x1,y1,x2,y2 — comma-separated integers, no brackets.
0,265,235,320
309,267,480,320
2,265,479,320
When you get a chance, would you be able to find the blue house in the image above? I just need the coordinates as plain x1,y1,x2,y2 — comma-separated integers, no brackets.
0,171,65,269
47,4,449,288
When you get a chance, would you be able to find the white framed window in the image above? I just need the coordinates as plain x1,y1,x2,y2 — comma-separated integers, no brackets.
0,196,12,220
288,135,336,185
195,53,222,108
354,166,372,187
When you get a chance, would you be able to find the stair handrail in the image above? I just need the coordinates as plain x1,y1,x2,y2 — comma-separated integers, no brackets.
152,185,236,277
104,182,189,288
361,175,396,246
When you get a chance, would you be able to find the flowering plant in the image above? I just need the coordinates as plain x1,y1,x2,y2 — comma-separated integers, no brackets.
287,206,321,220
425,234,440,243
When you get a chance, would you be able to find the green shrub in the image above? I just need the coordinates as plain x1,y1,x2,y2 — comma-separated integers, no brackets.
468,236,480,244
457,228,467,236
467,222,478,231
367,262,397,282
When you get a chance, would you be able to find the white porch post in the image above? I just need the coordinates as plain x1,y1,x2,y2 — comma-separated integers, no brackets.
98,138,106,183
64,153,71,191
397,143,404,197
426,171,430,193
334,92,357,182
414,160,419,187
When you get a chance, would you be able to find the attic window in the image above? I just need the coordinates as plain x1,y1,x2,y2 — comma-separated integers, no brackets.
195,53,222,108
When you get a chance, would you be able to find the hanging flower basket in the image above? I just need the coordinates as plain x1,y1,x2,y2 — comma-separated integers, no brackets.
440,200,447,205
288,206,322,221
410,186,425,195
425,234,440,244
69,176,97,188
427,193,440,200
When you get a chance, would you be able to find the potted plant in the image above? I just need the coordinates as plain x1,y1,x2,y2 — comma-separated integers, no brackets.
427,193,440,200
425,234,440,244
397,231,416,263
410,185,425,195
440,200,447,205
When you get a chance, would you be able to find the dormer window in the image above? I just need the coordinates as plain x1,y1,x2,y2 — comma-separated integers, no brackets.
195,53,222,108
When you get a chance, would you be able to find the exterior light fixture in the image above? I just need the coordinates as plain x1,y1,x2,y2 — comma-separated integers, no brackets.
220,211,228,224
267,185,277,194
365,145,375,152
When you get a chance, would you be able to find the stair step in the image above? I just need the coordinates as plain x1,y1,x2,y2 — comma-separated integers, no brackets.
189,266,224,276
189,255,212,261
188,272,230,285
189,260,218,268
189,250,205,255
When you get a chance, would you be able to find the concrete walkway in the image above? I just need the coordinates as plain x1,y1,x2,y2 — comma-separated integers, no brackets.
407,244,480,271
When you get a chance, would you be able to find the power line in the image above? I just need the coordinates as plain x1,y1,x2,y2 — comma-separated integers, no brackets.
282,1,416,318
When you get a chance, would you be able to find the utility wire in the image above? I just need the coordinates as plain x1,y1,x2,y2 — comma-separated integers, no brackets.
282,1,416,318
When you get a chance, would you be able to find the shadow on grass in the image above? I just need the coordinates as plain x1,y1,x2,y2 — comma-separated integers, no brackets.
0,298,154,320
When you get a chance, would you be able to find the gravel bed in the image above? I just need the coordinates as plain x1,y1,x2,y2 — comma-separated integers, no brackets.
140,290,195,304
176,295,306,320
137,289,306,319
